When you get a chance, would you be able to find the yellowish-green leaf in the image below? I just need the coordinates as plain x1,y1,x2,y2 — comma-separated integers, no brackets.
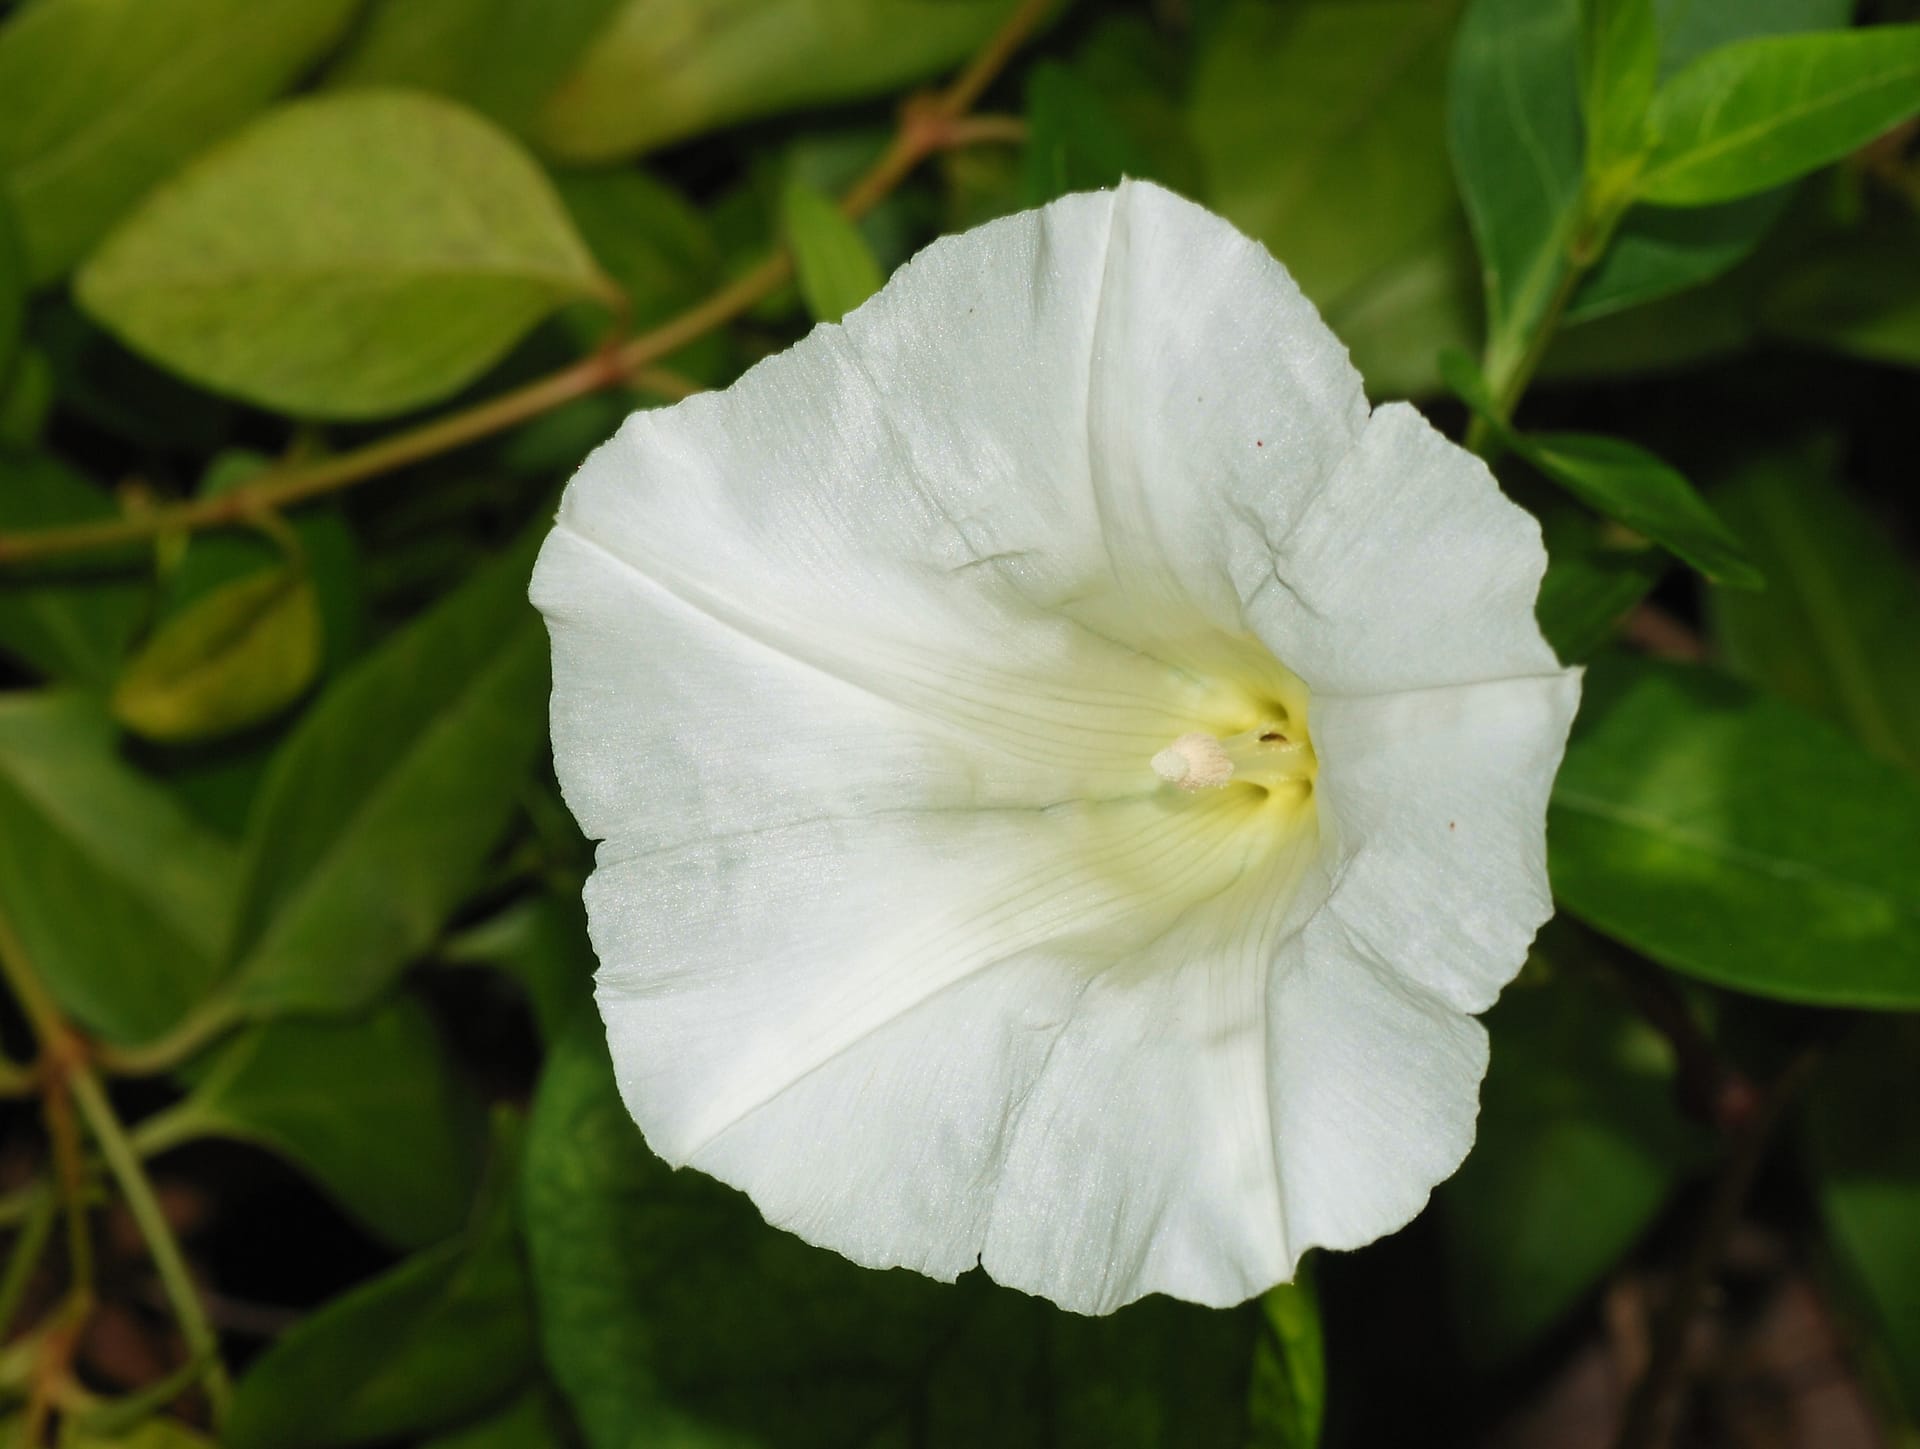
77,91,613,420
1581,0,1660,171
1637,26,1920,205
113,563,321,744
535,0,1027,162
783,181,883,325
0,0,360,282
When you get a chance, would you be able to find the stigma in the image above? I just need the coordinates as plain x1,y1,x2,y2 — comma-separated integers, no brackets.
1151,724,1313,794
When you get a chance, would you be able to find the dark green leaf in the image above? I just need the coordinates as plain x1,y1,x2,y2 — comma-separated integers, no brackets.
0,347,53,448
227,534,549,1014
1550,655,1920,1008
1022,61,1144,204
1637,27,1920,205
0,452,145,687
1439,953,1704,1364
1532,478,1669,662
112,564,321,744
1760,227,1920,368
0,190,21,375
1709,448,1920,775
523,1017,1255,1449
326,0,625,137
782,180,883,326
1448,0,1583,370
1518,432,1762,588
77,92,614,420
441,892,595,1048
1194,0,1475,397
1581,0,1660,171
1653,0,1853,76
533,0,1027,162
1248,1269,1324,1449
0,692,237,1042
1803,1020,1920,1421
227,1114,530,1447
419,1389,575,1449
149,995,485,1249
0,0,361,281
1569,187,1791,323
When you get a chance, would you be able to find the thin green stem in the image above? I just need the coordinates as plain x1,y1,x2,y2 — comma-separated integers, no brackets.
0,1186,56,1337
0,0,1059,569
92,994,243,1078
69,1068,231,1421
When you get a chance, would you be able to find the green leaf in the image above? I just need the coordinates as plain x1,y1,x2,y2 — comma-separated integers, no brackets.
112,563,321,744
227,1114,530,1448
441,892,595,1048
533,0,1028,163
1803,1020,1920,1422
1568,187,1791,323
1531,479,1669,662
227,533,549,1014
1654,0,1854,76
523,1017,1255,1449
1439,951,1704,1365
1760,227,1920,368
0,346,54,448
59,1419,217,1449
1709,448,1920,776
418,1389,575,1449
1193,0,1474,397
0,190,21,375
1636,27,1920,205
1439,347,1757,588
1581,0,1660,171
76,91,613,420
0,452,146,687
1248,1270,1324,1449
555,167,723,360
1448,0,1582,368
326,0,625,137
1517,432,1762,588
0,692,238,1042
149,995,485,1249
781,180,883,326
1022,61,1145,205
0,0,361,282
1549,655,1920,1008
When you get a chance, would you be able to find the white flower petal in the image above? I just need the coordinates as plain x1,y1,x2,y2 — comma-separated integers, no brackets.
1313,671,1583,1014
1240,401,1563,696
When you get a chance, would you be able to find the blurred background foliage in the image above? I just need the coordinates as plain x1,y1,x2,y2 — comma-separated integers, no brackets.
0,0,1915,1444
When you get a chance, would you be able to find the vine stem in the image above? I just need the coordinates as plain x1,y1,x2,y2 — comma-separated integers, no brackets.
0,5,1057,568
1611,1046,1822,1449
0,904,232,1423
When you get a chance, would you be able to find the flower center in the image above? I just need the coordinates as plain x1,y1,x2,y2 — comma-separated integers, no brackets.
1151,723,1314,796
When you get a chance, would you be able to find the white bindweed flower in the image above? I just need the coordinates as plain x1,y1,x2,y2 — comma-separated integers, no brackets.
531,181,1581,1315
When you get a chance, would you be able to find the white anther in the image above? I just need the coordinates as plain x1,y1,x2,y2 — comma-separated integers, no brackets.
1151,732,1236,791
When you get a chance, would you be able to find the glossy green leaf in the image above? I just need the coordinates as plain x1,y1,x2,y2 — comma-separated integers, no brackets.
1550,655,1920,1007
1248,1270,1324,1449
1581,0,1660,170
0,0,361,282
1637,27,1920,205
1803,1020,1920,1421
1439,955,1703,1364
227,534,549,1014
112,563,321,744
782,181,883,326
326,0,624,136
1022,61,1145,204
523,1017,1255,1449
227,1115,530,1448
1194,0,1474,397
1448,0,1582,368
534,0,1025,162
1518,432,1761,587
1653,0,1853,75
1710,449,1920,775
0,452,145,687
149,996,485,1249
0,692,238,1042
77,91,613,420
